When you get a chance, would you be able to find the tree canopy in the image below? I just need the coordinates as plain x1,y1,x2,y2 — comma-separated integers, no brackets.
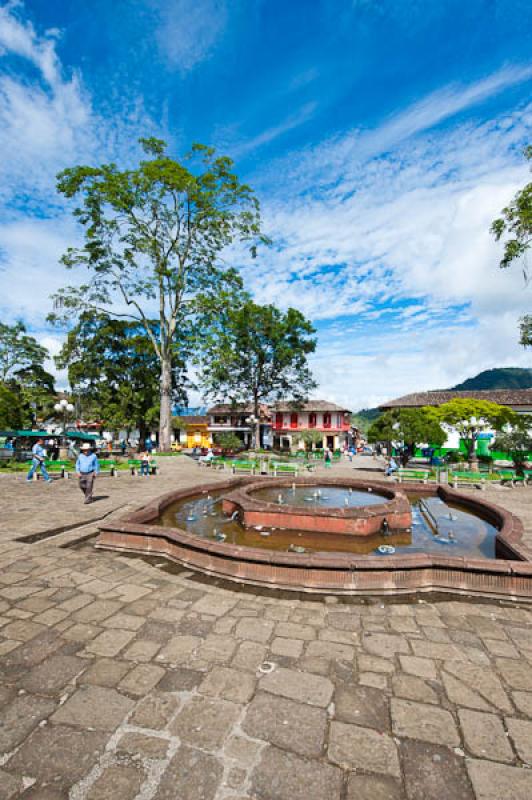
0,322,55,428
491,416,532,472
491,145,531,347
198,301,316,446
436,398,516,458
367,408,446,454
51,137,267,449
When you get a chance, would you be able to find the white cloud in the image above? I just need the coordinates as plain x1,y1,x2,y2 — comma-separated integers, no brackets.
150,0,228,72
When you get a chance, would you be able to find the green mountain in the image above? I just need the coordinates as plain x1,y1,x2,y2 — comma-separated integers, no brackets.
451,368,532,391
351,407,381,434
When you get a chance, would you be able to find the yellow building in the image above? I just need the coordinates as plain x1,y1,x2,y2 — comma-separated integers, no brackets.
174,416,211,449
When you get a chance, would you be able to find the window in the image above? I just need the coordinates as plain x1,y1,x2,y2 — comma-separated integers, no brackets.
323,413,331,429
309,412,316,428
290,412,298,429
214,416,227,424
275,413,284,429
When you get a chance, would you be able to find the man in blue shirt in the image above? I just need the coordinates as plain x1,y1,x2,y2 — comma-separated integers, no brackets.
75,442,100,504
26,438,53,483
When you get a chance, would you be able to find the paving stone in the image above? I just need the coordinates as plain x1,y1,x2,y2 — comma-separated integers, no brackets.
328,720,400,777
362,632,410,657
359,672,388,689
0,640,19,657
73,600,123,624
275,621,316,641
153,744,223,800
5,725,107,788
177,613,214,637
156,634,200,664
467,759,532,800
259,666,333,707
506,717,532,763
444,661,512,712
357,654,395,673
232,640,267,671
20,655,87,695
0,684,16,709
0,629,63,673
191,594,238,617
346,774,405,800
327,611,361,632
441,671,492,711
0,694,56,753
306,639,355,662
117,732,169,759
17,786,68,800
118,663,165,696
251,744,343,800
399,655,437,680
170,695,241,750
157,667,203,692
84,629,136,657
86,765,144,800
242,691,327,758
61,623,102,643
334,683,390,731
80,658,131,687
459,709,513,762
484,638,520,658
1,619,46,642
400,739,474,800
199,666,257,703
391,698,460,746
225,735,264,765
270,637,304,658
392,674,439,705
101,612,146,631
129,692,179,729
0,769,21,800
235,618,275,644
496,658,532,692
194,634,238,663
122,638,161,662
51,685,134,730
137,620,179,643
512,691,532,715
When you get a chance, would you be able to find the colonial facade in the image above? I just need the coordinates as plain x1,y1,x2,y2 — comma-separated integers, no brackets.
207,404,272,448
272,401,352,451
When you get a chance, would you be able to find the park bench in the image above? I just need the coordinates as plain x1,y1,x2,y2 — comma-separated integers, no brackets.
449,471,500,490
524,469,532,485
128,458,158,476
497,469,525,487
43,460,73,478
394,468,431,484
270,462,299,477
231,460,257,475
98,459,117,476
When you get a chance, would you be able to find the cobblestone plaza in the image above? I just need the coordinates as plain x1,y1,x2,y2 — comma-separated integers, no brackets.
1,456,532,800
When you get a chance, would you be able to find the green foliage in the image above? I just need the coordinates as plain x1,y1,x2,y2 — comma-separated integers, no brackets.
490,146,532,274
198,301,316,439
0,322,55,427
367,408,446,451
490,417,532,470
296,430,323,450
436,398,516,458
451,367,532,390
56,312,187,434
213,432,242,450
51,138,267,449
520,315,532,347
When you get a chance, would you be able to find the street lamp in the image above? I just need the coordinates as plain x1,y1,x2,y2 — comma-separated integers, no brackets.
54,398,75,432
245,415,258,449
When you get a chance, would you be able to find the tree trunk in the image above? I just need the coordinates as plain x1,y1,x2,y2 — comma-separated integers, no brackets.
254,396,261,450
159,354,172,452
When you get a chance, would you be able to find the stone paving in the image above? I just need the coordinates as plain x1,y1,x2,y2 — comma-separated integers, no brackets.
1,455,532,799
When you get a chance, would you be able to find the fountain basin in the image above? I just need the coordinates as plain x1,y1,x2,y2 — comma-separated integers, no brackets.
221,480,411,536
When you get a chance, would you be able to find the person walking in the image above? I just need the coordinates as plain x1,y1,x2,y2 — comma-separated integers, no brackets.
26,438,53,483
75,442,100,504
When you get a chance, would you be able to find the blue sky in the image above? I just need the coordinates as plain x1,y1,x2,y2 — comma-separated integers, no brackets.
0,0,531,409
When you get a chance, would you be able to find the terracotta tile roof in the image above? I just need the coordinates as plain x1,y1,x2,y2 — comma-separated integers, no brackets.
207,403,271,418
272,400,351,413
380,389,532,409
174,415,208,425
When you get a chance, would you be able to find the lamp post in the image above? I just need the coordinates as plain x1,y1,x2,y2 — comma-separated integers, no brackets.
54,398,75,433
245,414,259,451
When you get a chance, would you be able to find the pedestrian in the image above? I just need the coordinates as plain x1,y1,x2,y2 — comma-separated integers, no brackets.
26,438,53,484
324,448,332,467
145,437,153,454
385,456,398,477
120,439,127,456
75,442,100,504
140,451,151,477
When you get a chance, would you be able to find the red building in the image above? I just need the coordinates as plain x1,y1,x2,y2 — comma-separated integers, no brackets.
272,401,352,451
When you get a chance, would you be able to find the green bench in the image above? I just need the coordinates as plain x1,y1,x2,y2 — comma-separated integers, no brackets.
449,471,500,489
394,468,431,484
270,462,299,477
128,458,158,475
98,459,117,476
43,460,73,478
497,470,525,487
231,460,257,475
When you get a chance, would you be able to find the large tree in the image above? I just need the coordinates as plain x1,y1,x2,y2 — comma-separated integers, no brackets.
50,138,267,450
198,301,317,448
56,313,187,444
491,145,531,345
367,408,446,463
490,417,532,473
436,398,516,462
